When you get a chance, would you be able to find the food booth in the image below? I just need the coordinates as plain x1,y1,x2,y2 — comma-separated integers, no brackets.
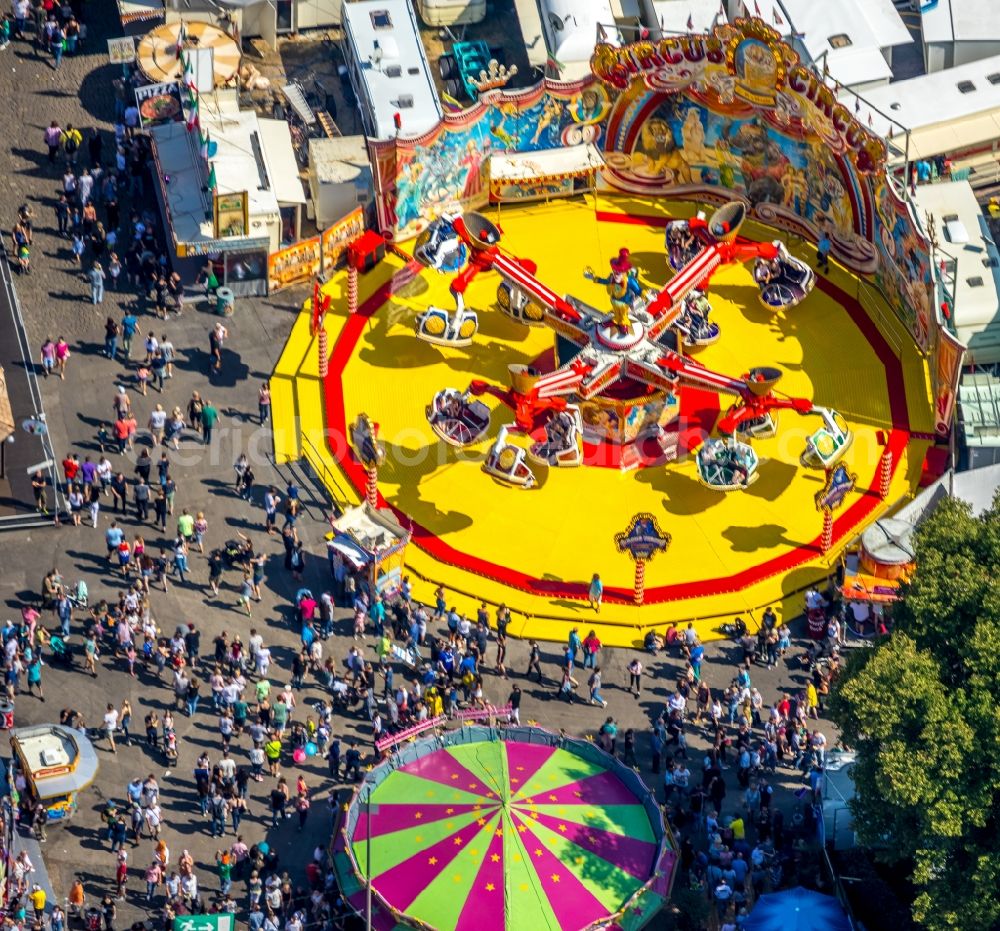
10,724,99,822
839,518,915,635
326,503,410,599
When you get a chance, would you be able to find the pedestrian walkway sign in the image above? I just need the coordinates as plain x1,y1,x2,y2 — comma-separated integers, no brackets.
173,917,234,931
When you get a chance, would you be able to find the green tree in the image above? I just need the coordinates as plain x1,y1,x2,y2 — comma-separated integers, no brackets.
829,496,1000,931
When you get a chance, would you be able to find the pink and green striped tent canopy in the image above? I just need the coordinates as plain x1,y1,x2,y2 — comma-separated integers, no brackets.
336,730,675,930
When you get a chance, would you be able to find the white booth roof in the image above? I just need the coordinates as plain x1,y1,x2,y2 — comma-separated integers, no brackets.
911,180,1000,361
490,143,604,181
151,94,301,247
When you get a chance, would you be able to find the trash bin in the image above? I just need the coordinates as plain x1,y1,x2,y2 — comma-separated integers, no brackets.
215,287,235,316
0,699,14,729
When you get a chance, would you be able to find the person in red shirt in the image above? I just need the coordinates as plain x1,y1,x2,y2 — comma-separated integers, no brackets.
62,454,80,488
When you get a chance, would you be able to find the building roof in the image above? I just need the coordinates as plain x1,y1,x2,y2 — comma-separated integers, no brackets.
853,54,1000,160
748,0,909,86
921,0,1000,44
150,93,298,247
309,135,372,185
643,0,727,36
911,180,1000,361
342,0,442,140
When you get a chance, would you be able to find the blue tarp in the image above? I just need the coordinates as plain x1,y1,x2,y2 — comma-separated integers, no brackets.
744,886,851,931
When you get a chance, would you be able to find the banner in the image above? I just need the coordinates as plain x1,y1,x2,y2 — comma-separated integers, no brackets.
107,36,135,64
375,715,446,752
934,326,965,436
135,81,184,128
321,207,365,273
268,236,321,292
455,704,512,722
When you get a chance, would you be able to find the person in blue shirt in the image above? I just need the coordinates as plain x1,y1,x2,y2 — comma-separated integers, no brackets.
568,627,581,663
120,312,138,359
105,521,124,564
367,596,385,636
439,646,455,679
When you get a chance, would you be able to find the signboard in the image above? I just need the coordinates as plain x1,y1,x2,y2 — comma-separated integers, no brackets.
375,715,446,752
321,207,366,274
268,236,321,292
615,512,671,562
135,81,184,128
815,464,857,512
213,191,249,239
173,916,234,931
107,36,136,64
934,326,965,437
177,236,270,259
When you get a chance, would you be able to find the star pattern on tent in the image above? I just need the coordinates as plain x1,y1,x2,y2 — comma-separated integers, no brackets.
477,818,487,826
534,849,543,857
485,883,496,892
490,854,500,863
558,824,567,832
445,808,454,814
548,794,557,801
414,812,423,820
550,874,561,883
454,837,463,846
428,857,438,865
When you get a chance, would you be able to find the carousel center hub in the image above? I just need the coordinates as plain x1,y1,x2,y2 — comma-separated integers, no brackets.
594,320,646,352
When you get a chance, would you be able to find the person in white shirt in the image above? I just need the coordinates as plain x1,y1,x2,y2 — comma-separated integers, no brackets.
103,703,119,753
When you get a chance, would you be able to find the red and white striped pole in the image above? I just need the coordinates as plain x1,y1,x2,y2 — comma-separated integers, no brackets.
878,445,892,500
317,325,328,379
821,507,833,555
348,265,359,315
633,558,646,605
365,466,379,508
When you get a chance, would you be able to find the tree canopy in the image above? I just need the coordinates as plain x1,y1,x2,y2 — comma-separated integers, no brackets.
829,495,1000,931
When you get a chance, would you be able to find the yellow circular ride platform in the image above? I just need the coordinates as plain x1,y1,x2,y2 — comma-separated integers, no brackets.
272,196,935,646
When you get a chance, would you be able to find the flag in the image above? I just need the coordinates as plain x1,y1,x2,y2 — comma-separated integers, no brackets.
546,54,564,74
185,92,199,132
175,19,186,59
753,0,761,15
687,13,694,30
868,113,873,128
207,163,217,193
823,58,829,77
773,8,783,26
854,96,860,113
441,92,464,113
182,53,196,91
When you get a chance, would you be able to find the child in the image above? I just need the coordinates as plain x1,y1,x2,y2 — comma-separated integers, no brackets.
0,15,11,50
71,232,85,266
135,364,149,396
96,422,111,453
17,243,30,274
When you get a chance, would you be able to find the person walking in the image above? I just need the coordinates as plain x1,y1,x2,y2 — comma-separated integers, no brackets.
201,399,218,445
103,702,119,754
44,120,62,165
588,573,603,612
258,381,271,425
87,260,105,304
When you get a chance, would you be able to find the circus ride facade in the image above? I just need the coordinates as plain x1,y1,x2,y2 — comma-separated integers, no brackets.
273,17,962,650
